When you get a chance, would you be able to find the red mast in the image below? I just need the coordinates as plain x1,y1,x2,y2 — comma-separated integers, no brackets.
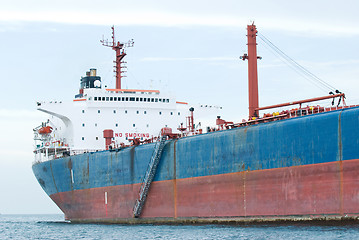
101,26,134,89
241,23,261,118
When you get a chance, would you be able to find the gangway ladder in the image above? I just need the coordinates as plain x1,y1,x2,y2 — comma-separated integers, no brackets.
133,134,167,218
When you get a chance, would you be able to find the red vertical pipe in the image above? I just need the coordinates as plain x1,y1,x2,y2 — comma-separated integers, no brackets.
115,48,125,89
103,129,114,150
247,24,259,118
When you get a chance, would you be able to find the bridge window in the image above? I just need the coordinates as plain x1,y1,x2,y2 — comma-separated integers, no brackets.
94,97,97,101
110,97,113,101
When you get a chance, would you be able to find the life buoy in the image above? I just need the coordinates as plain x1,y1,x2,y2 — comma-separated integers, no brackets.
45,142,50,146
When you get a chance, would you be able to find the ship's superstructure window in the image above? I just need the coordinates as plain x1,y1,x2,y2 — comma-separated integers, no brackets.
115,123,118,127
151,98,154,102
82,137,85,140
113,110,116,114
130,97,135,101
82,110,85,113
144,111,147,114
136,97,139,101
95,123,97,127
82,123,85,127
147,124,149,127
125,110,127,114
171,112,173,115
110,97,113,101
178,112,180,115
159,112,162,115
96,137,98,140
94,97,97,101
155,98,158,102
133,124,135,127
136,111,139,114
126,97,129,101
98,110,101,113
102,97,105,101
106,97,109,101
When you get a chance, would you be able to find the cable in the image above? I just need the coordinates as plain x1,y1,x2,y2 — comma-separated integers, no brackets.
258,32,337,93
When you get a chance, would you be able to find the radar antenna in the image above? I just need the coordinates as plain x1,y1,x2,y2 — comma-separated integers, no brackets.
101,26,134,89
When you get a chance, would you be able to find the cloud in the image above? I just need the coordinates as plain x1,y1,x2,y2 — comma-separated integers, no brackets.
1,0,359,36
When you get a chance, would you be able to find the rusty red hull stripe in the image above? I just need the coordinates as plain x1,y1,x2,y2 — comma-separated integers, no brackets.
50,159,359,221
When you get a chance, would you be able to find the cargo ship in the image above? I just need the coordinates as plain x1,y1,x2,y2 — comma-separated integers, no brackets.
32,24,359,223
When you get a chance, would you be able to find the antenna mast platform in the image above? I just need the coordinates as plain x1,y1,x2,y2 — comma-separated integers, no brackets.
101,26,134,89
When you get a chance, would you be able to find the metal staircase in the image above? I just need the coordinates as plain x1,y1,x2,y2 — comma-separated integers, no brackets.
133,134,167,218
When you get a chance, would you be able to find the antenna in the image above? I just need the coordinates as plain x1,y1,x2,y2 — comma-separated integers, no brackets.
101,26,134,89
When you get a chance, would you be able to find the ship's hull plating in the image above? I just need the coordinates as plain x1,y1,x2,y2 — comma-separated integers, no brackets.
32,107,359,223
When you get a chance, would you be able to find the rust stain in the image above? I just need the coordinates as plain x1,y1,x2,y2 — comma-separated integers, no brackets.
243,171,247,217
49,160,60,196
67,159,72,169
338,111,343,161
339,160,344,216
130,147,135,184
173,140,178,218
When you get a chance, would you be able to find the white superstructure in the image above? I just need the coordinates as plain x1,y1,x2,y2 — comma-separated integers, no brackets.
33,68,221,161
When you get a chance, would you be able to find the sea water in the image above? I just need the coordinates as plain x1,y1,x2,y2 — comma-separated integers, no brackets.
1,214,359,239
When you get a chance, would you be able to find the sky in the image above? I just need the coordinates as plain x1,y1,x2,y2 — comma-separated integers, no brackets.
1,0,359,214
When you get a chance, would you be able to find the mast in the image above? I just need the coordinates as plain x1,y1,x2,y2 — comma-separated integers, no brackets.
240,23,261,118
101,26,134,89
